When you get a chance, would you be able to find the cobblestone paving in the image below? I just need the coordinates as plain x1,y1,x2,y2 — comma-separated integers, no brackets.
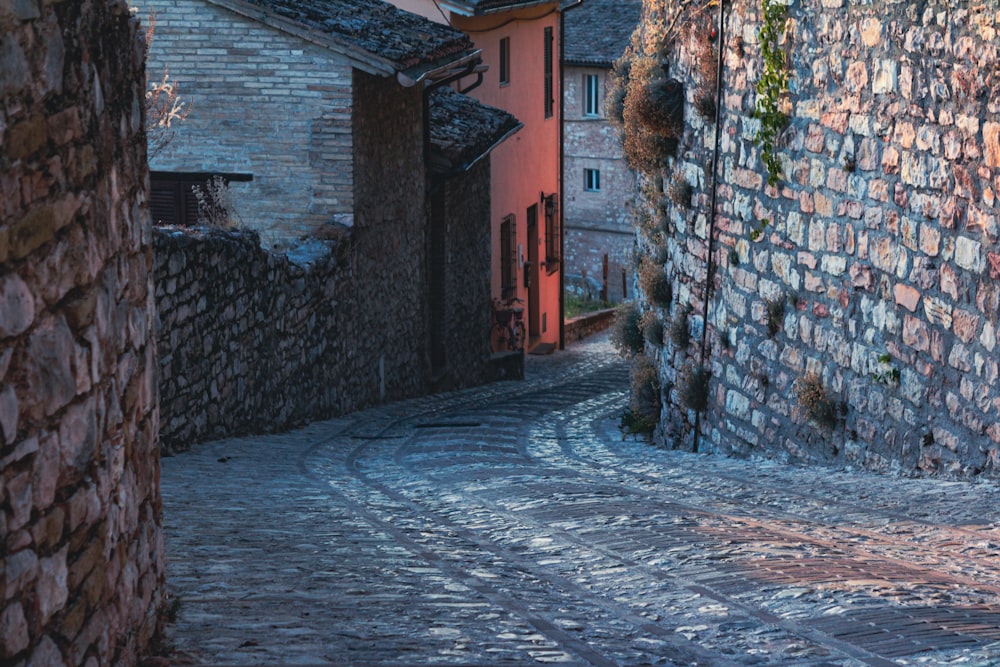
161,334,1000,666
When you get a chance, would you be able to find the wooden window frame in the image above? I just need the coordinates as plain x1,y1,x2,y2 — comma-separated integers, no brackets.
584,73,600,117
543,27,554,119
500,214,517,297
499,36,510,86
150,171,252,227
543,194,559,271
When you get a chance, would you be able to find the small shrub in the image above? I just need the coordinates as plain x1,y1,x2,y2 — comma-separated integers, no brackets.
638,258,672,307
694,90,716,120
193,176,243,229
872,352,900,386
668,306,690,348
796,372,837,428
621,57,684,172
678,363,711,412
565,293,612,319
667,175,693,209
727,247,740,267
640,310,664,346
639,76,685,136
611,301,644,357
605,50,633,129
765,297,785,338
625,354,661,434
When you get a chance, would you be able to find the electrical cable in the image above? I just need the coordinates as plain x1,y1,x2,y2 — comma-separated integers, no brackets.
692,0,726,455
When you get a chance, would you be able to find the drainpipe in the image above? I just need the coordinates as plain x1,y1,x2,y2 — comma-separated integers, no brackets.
558,1,581,350
692,0,726,454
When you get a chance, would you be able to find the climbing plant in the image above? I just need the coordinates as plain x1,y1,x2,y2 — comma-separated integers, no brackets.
752,0,789,188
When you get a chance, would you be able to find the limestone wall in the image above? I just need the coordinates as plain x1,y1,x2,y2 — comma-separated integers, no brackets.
629,0,1000,476
0,1,164,664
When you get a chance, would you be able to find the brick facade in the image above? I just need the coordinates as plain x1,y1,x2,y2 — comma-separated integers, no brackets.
629,0,1000,477
561,0,641,302
141,0,355,243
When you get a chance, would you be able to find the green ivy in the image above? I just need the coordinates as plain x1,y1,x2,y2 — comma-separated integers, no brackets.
752,0,789,189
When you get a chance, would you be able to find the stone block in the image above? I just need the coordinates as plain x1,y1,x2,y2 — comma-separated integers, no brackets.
5,114,47,160
0,602,29,658
37,547,69,624
893,283,921,312
919,223,941,256
872,59,896,94
953,309,980,343
0,385,17,444
0,272,35,338
955,235,984,272
26,636,63,667
849,263,873,289
923,295,952,328
4,548,38,600
985,121,1000,168
902,314,930,352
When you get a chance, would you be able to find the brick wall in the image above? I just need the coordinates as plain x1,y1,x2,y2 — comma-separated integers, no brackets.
141,0,354,243
630,0,1000,477
0,2,164,664
563,64,637,295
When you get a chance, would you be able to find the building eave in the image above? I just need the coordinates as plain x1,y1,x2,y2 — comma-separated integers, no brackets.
439,0,560,16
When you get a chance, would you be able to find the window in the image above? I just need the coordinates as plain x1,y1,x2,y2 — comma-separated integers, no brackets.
500,214,517,296
543,27,554,118
584,74,600,116
499,37,510,85
150,172,253,226
543,194,559,270
584,168,600,192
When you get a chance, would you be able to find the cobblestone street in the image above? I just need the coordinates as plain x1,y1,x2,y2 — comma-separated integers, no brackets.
161,334,1000,666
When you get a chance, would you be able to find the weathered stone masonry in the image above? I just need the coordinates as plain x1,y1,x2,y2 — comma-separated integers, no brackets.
155,71,496,452
634,0,1000,476
1,2,164,665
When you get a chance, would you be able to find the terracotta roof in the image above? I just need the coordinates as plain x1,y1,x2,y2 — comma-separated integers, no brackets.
428,87,521,175
563,0,641,67
212,0,475,77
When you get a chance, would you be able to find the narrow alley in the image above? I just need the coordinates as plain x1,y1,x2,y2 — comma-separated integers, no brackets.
162,335,1000,666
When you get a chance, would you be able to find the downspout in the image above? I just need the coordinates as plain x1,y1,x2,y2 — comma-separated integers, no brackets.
558,7,566,350
692,0,726,454
558,0,581,350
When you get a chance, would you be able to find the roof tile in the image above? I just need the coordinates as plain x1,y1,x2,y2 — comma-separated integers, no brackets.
239,0,474,71
564,0,641,67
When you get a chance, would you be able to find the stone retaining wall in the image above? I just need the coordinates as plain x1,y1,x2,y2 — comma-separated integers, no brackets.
0,2,164,664
565,308,617,344
630,0,1000,477
155,228,407,451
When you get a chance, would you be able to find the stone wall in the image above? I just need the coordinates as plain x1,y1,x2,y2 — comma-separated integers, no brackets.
0,2,163,665
155,229,363,450
140,0,355,242
630,0,1000,477
155,73,496,450
432,160,495,388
